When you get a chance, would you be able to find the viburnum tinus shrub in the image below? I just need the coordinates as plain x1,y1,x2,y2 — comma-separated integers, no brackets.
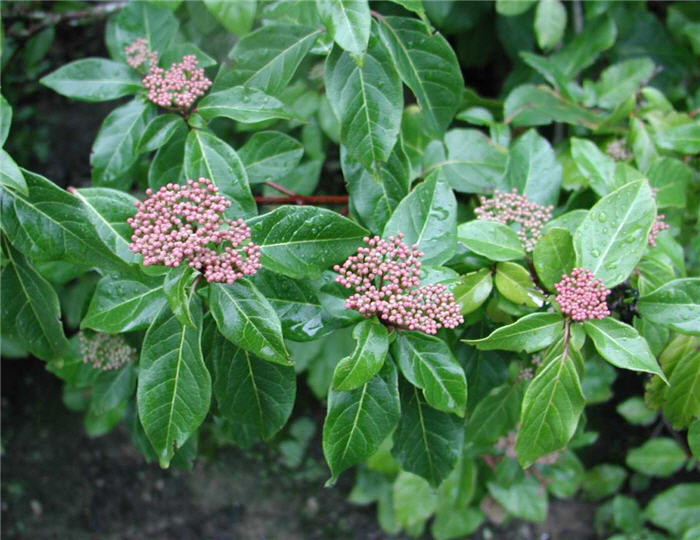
1,0,699,538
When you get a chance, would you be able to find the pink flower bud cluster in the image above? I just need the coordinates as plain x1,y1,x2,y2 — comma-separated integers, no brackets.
127,178,261,284
79,331,137,371
554,267,610,321
606,139,633,161
648,214,670,247
475,189,553,252
334,234,464,335
125,38,158,70
142,54,212,112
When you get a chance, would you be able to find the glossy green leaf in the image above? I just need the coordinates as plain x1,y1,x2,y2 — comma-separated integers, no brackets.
137,114,184,154
517,344,585,467
503,129,561,205
646,484,700,535
91,99,155,189
384,175,456,265
573,180,655,287
458,220,525,261
638,278,700,336
1,94,11,146
662,336,700,428
203,0,257,34
249,205,368,280
595,58,655,110
533,228,575,291
40,58,141,102
82,277,167,333
570,138,617,196
197,87,292,124
454,268,493,315
332,319,389,391
504,84,600,128
465,381,523,446
325,28,402,171
494,262,542,307
392,382,462,487
0,149,27,195
183,130,256,218
1,240,69,360
376,15,463,137
647,157,690,209
626,438,686,478
316,0,370,55
550,14,616,78
92,364,137,415
584,317,666,379
208,279,289,365
137,301,211,468
112,2,178,61
392,331,467,417
465,312,564,353
239,131,304,185
149,133,185,190
323,360,400,483
164,265,196,328
534,0,567,49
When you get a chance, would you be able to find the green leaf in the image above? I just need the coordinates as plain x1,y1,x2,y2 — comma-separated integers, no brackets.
573,180,656,287
316,0,370,55
516,344,585,467
582,464,627,501
646,484,700,535
393,471,437,530
323,360,400,483
494,262,542,307
183,130,256,218
584,317,666,379
149,133,185,190
392,331,467,417
647,157,691,209
595,58,655,110
223,24,321,96
325,28,402,171
82,277,167,333
655,121,700,155
616,397,657,426
392,382,462,487
544,450,585,498
137,301,211,468
496,0,536,16
1,240,69,360
384,175,456,265
92,364,137,415
249,205,368,280
71,187,140,265
465,381,523,446
454,268,493,315
239,131,304,185
91,99,155,189
534,0,567,49
208,279,289,365
533,228,575,291
375,15,463,137
203,0,257,34
638,279,700,336
488,475,548,523
689,420,700,460
427,129,508,194
341,142,410,235
40,58,142,102
197,87,292,124
0,149,28,195
210,329,295,445
550,14,616,78
0,171,136,274
503,129,561,205
1,94,11,146
112,2,178,61
137,114,184,154
662,337,700,428
160,42,216,68
164,265,196,328
458,220,525,261
504,84,600,128
332,319,389,391
464,312,564,353
570,138,617,196
626,438,687,478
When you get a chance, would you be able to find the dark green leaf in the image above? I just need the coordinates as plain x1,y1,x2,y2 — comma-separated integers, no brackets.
595,58,655,110
164,265,196,328
203,0,256,34
197,87,292,124
112,2,178,61
149,133,185,190
464,312,564,353
92,364,137,415
550,14,616,78
40,59,142,102
1,94,11,146
458,220,525,261
137,114,184,154
503,129,561,205
239,131,303,185
332,319,389,391
533,228,575,291
317,0,370,55
570,138,617,196
465,381,523,446
662,336,700,428
638,278,700,336
504,85,600,128
0,149,28,195
582,464,626,501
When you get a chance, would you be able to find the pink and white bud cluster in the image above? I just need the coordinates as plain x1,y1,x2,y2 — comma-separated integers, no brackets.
648,214,670,247
606,139,633,161
142,54,212,112
79,332,137,371
127,178,261,284
334,234,464,335
125,38,158,70
554,267,610,321
475,189,553,252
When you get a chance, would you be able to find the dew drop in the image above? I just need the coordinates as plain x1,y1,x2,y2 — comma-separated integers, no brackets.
598,212,608,223
591,249,601,257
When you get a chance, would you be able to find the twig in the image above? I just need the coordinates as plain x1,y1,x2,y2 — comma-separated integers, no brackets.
254,195,349,205
264,180,297,197
6,2,127,38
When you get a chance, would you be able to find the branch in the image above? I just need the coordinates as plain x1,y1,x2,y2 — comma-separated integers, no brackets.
6,2,127,38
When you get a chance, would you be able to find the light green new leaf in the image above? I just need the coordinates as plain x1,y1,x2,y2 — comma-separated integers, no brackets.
209,279,289,365
458,220,525,261
584,317,666,379
197,87,292,124
239,131,304,185
394,471,437,530
494,262,542,307
638,278,700,336
646,484,700,535
573,180,655,287
534,0,567,50
40,59,142,102
464,312,564,353
392,331,467,417
516,345,585,467
496,0,536,16
164,265,196,328
323,360,400,483
376,15,463,137
655,121,700,155
616,397,657,426
325,26,402,171
316,0,370,55
384,175,456,265
137,301,211,468
533,228,575,291
663,337,700,428
203,0,256,34
454,268,493,315
626,438,687,478
332,319,389,391
488,475,548,522
503,129,561,205
249,205,368,279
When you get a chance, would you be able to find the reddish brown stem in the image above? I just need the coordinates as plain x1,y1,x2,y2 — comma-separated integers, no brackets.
264,181,298,197
254,195,349,205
